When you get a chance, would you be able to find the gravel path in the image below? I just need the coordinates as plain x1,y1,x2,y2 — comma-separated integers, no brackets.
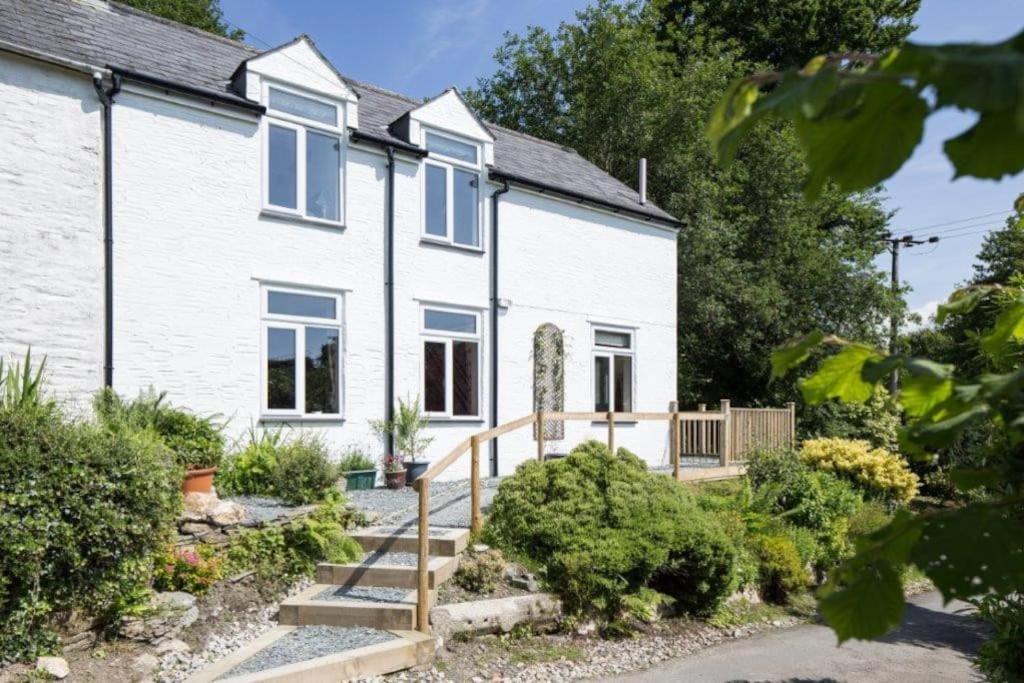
346,478,501,529
362,551,421,566
315,586,410,603
224,496,315,524
221,626,396,678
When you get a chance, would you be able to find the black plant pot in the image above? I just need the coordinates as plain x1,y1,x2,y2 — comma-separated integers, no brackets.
404,460,429,485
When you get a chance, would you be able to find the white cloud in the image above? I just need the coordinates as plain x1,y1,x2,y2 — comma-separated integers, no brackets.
907,299,941,331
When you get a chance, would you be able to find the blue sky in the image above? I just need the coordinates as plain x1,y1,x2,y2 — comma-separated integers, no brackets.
220,1,1022,322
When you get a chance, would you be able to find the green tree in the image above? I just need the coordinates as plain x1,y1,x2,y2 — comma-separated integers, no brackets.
117,0,243,40
466,1,905,406
712,25,1024,646
974,196,1024,285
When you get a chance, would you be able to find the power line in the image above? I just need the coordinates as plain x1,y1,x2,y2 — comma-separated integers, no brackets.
905,209,1013,235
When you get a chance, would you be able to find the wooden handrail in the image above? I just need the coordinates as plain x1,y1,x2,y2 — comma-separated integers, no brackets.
411,402,793,633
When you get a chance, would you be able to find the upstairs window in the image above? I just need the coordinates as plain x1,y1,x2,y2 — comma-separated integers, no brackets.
262,287,343,418
264,85,344,224
423,132,481,248
593,328,634,413
422,307,480,418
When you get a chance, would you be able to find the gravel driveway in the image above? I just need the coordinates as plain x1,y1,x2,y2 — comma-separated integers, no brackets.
598,591,988,682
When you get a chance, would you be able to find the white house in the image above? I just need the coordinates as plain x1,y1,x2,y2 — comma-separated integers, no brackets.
0,0,680,479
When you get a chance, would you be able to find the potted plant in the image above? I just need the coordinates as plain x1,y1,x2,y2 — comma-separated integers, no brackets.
371,396,434,486
381,454,406,489
338,449,377,491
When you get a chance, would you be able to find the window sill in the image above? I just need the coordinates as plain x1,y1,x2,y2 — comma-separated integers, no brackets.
591,419,638,426
419,236,484,255
426,416,487,425
261,208,346,231
260,414,346,424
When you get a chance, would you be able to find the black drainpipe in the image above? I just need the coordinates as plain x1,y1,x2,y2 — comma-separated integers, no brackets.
384,146,397,456
92,71,122,389
489,180,510,476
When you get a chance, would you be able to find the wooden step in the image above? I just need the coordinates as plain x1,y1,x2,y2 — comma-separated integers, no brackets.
349,526,470,557
317,552,459,590
185,626,434,683
278,584,437,630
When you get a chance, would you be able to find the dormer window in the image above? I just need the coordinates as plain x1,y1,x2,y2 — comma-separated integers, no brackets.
262,84,345,226
422,131,482,249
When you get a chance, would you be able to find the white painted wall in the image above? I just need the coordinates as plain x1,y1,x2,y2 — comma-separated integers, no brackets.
0,54,104,409
0,49,678,481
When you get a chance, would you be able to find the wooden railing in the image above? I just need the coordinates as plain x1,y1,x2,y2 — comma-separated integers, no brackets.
410,400,795,632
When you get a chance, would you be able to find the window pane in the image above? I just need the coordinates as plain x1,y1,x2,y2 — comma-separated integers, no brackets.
425,165,447,237
268,125,297,209
614,355,633,412
268,291,336,319
452,340,478,416
425,309,476,334
424,341,447,412
453,169,479,246
267,327,296,410
426,132,477,164
595,330,631,349
305,326,340,414
306,131,340,221
594,356,610,412
269,87,337,126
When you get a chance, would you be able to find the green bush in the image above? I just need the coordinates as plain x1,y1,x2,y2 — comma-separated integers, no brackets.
337,449,376,472
218,431,280,497
800,438,919,505
745,447,806,491
974,593,1024,683
454,549,507,593
272,436,339,505
94,388,225,470
486,440,735,621
846,500,892,541
223,497,361,583
752,534,807,604
152,544,223,595
0,378,180,662
800,387,901,451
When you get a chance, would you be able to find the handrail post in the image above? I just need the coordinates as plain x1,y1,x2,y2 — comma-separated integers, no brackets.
536,410,545,462
607,411,615,453
697,403,707,455
719,399,731,466
669,401,680,481
416,479,430,633
786,401,796,447
470,435,481,534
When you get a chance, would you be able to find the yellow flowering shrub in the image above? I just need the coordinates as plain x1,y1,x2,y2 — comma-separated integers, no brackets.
800,438,919,506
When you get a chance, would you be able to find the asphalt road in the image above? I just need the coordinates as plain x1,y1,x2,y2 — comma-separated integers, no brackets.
602,591,988,683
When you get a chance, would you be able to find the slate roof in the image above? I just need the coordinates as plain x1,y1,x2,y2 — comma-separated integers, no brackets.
0,0,678,224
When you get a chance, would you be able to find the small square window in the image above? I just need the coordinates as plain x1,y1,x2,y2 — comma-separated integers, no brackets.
269,87,337,126
426,132,478,165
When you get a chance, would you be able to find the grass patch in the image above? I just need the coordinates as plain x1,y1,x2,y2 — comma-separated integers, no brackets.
504,641,585,665
709,593,816,629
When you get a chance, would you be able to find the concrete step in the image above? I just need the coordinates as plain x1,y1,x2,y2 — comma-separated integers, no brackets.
349,525,470,557
278,584,437,630
317,552,459,590
186,625,433,682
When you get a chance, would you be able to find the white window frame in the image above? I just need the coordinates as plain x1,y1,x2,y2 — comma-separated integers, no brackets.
592,326,636,414
260,284,345,419
261,81,346,227
420,305,483,419
421,130,483,249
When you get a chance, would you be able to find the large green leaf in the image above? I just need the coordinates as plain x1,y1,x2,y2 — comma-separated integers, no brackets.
799,344,882,404
770,330,825,379
794,81,927,198
913,505,1024,603
936,287,992,324
981,300,1024,358
945,109,1024,180
818,560,905,643
899,360,955,418
706,78,764,166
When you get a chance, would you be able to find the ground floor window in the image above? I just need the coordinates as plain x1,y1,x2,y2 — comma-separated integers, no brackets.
262,286,342,417
422,306,480,418
593,327,634,413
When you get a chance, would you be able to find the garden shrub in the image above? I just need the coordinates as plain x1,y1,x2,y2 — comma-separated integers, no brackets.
846,500,892,542
94,388,225,470
152,544,223,595
800,387,901,451
0,382,180,662
454,549,507,593
974,593,1024,683
217,431,280,497
271,436,339,504
752,534,806,603
800,438,919,505
222,496,360,583
485,441,735,621
337,448,376,472
621,588,674,623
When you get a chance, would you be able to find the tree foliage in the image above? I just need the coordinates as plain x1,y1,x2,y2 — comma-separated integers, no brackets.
466,1,907,406
117,0,243,40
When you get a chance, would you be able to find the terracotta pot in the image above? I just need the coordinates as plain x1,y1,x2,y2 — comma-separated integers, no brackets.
384,469,407,490
182,467,217,494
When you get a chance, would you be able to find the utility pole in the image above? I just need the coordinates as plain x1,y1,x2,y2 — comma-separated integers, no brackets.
882,233,940,395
